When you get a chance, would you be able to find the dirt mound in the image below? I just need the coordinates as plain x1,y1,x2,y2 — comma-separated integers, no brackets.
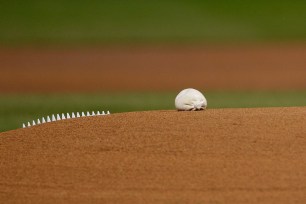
1,107,306,203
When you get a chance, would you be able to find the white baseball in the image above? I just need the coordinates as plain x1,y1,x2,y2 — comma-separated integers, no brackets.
175,88,207,111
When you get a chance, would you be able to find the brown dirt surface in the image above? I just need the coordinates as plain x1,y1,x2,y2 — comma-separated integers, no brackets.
1,107,306,203
1,43,306,92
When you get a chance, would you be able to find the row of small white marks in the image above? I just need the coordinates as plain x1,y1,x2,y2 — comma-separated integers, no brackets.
23,111,110,128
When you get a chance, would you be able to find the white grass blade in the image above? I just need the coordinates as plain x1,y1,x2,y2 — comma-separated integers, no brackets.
102,111,105,115
67,113,71,119
42,117,46,123
32,120,36,126
47,116,51,122
97,111,101,115
37,119,41,125
23,123,26,128
92,111,95,116
72,112,76,118
107,111,110,114
27,122,31,127
52,114,56,121
77,112,81,117
87,111,91,116
81,112,85,117
61,113,66,120
56,114,61,120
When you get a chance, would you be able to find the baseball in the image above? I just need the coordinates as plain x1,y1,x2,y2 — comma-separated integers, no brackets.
175,88,207,111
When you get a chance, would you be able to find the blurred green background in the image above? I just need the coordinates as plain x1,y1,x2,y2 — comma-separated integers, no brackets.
1,0,306,45
1,0,306,132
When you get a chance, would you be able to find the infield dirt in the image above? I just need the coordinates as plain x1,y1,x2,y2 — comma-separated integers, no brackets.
1,107,306,203
1,43,306,92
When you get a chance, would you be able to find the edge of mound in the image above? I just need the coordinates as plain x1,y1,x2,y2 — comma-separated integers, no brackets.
1,106,305,136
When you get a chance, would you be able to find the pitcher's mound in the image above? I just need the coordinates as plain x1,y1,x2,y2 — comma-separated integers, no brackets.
1,107,306,203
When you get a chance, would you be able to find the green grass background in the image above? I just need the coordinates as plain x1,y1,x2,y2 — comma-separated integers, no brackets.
1,91,306,132
1,0,306,44
1,1,306,132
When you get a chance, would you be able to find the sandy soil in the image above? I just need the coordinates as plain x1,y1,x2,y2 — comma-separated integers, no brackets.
1,43,306,92
1,107,306,203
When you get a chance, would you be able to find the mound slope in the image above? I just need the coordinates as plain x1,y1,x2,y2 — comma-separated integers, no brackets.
1,107,306,203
